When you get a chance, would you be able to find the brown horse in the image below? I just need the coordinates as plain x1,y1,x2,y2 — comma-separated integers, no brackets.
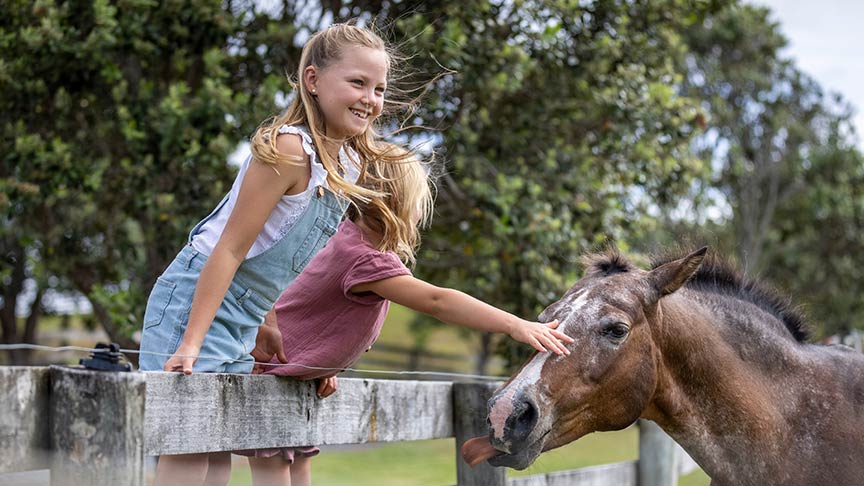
463,247,864,485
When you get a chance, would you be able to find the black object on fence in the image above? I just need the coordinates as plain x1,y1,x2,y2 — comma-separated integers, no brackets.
79,342,131,372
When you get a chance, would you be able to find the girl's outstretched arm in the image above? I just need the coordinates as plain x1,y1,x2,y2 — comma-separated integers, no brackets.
351,276,573,355
163,135,310,374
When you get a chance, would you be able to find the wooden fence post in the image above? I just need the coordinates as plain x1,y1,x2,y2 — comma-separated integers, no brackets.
50,366,146,486
0,367,50,474
453,381,506,486
637,419,678,486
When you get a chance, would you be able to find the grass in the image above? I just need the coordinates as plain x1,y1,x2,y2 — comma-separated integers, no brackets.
681,468,712,486
361,304,493,371
226,427,711,485
228,427,641,486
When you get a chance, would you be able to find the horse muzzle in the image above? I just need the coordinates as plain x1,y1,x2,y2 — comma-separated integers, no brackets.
489,391,539,452
487,443,544,470
483,388,550,469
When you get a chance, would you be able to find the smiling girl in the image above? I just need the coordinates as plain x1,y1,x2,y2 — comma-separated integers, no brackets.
138,22,413,486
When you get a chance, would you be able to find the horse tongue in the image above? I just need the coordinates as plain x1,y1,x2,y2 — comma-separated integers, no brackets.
461,436,500,467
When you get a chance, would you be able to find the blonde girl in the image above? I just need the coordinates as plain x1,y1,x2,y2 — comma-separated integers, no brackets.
138,23,417,486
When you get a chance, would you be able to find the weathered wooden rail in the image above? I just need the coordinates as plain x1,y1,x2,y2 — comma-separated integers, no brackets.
0,366,694,485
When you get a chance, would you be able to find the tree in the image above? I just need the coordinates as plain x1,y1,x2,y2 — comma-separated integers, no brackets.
4,0,751,371
765,125,864,338
677,3,864,337
680,4,838,272
366,0,721,369
1,1,275,358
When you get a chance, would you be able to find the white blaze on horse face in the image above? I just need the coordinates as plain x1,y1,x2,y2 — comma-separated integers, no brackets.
559,289,591,334
490,290,592,443
490,385,518,444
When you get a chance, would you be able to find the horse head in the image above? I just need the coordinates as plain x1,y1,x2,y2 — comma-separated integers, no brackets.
465,247,706,470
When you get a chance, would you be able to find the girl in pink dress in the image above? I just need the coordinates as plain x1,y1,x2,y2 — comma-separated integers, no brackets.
243,146,574,486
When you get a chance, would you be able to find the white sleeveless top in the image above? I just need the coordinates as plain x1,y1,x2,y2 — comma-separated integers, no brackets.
190,125,361,258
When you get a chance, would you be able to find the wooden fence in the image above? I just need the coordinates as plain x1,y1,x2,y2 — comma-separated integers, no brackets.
0,366,694,485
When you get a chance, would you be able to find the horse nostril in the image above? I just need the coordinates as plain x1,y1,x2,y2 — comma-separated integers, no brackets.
510,397,538,441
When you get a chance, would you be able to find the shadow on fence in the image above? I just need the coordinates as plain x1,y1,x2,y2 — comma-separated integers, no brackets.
0,366,696,485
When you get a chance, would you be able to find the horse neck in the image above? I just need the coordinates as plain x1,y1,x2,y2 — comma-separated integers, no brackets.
643,289,794,481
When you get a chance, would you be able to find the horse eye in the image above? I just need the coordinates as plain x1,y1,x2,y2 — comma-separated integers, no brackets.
602,323,629,341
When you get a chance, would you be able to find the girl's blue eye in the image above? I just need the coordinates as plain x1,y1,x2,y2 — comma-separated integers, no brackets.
352,79,363,86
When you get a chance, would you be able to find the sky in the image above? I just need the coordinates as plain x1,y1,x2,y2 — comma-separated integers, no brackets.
750,0,864,146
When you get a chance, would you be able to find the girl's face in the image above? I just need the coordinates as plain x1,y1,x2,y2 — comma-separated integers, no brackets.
306,45,388,141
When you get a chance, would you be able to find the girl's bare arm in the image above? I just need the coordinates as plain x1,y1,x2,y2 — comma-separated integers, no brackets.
164,135,310,374
352,276,573,355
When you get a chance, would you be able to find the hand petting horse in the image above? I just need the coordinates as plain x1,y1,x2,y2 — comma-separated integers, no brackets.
463,247,864,486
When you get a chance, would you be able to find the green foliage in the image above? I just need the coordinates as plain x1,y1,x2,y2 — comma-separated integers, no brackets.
0,1,279,346
384,1,717,367
766,139,864,337
4,0,863,361
675,3,863,337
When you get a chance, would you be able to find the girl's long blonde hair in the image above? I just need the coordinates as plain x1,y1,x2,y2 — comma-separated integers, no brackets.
349,143,434,267
251,22,415,203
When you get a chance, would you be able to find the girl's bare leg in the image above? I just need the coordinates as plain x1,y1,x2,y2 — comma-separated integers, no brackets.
249,456,293,486
154,453,209,486
289,455,312,486
203,452,232,486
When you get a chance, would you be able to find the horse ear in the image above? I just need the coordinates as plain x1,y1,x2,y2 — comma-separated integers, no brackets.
648,247,708,298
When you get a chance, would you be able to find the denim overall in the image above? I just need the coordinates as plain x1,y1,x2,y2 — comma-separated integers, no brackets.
139,185,348,372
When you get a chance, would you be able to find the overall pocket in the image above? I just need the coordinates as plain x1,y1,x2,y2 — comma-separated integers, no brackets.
292,217,337,273
143,277,176,329
230,285,271,321
224,283,270,355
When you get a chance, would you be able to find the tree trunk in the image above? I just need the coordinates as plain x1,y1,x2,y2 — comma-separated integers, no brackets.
17,287,46,365
475,332,492,376
0,240,26,364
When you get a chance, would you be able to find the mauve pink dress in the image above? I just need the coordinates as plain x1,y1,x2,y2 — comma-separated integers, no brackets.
237,219,410,462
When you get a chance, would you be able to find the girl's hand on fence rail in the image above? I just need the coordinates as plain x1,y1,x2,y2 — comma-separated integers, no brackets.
163,342,200,374
316,376,337,398
251,325,289,374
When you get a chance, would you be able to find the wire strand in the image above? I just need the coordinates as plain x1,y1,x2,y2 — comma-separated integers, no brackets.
0,343,507,381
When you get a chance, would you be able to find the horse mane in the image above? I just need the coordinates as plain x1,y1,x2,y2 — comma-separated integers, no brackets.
581,247,811,343
650,250,811,343
580,247,636,277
